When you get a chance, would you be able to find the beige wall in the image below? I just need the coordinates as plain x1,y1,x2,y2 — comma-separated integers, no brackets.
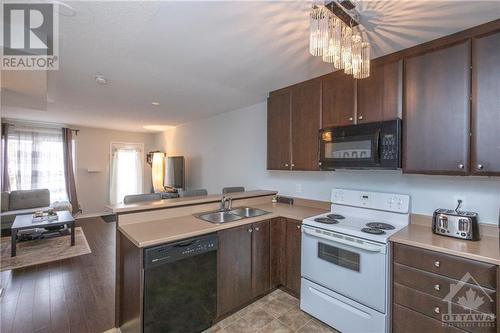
75,126,157,216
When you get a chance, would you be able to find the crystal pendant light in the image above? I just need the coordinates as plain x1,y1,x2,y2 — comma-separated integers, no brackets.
354,41,370,79
351,33,362,77
322,16,342,67
341,24,352,72
309,6,330,57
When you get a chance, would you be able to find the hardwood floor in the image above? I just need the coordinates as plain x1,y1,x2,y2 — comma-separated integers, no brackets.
1,217,116,333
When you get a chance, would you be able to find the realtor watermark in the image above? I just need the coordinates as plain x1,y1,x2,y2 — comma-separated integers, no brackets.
442,272,496,329
1,1,59,70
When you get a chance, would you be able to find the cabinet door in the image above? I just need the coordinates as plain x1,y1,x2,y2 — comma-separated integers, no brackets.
472,31,500,176
252,220,271,298
217,225,252,316
357,59,402,123
267,90,291,170
291,80,321,171
284,219,302,296
403,41,471,175
322,70,355,127
270,218,286,288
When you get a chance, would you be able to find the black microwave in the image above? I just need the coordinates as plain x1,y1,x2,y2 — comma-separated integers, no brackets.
319,119,401,170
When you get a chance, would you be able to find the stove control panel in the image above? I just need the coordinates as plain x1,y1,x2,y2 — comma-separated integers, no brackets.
331,189,410,213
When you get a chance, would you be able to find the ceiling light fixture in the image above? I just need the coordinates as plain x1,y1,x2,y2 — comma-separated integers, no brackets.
310,0,370,79
95,75,108,85
151,102,160,106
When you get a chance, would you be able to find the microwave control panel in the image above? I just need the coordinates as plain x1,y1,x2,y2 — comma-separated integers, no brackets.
381,134,397,160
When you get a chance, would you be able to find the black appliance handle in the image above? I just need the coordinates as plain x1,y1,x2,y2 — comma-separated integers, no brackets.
174,240,196,247
374,129,381,163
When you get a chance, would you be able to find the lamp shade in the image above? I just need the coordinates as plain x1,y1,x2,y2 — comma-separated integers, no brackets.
151,152,165,192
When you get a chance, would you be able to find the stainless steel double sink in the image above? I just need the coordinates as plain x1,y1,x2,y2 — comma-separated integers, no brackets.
195,207,270,224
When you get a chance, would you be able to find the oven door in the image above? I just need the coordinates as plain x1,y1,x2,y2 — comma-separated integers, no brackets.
319,126,381,169
301,226,388,313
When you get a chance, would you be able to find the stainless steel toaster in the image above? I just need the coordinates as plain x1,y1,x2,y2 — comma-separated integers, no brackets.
432,209,480,241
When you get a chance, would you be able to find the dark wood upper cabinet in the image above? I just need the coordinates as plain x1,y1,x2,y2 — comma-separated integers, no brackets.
403,41,471,175
217,224,252,316
357,59,402,123
267,90,291,170
291,80,321,171
251,220,271,298
284,219,302,297
322,70,355,127
471,31,500,176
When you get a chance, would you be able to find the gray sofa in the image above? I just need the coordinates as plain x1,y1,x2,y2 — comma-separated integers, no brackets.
0,189,71,235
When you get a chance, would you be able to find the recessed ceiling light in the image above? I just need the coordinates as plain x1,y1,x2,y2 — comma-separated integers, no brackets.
151,102,160,106
95,75,108,85
143,125,174,132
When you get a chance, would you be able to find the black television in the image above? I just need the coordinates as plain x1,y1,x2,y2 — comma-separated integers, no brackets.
164,156,185,190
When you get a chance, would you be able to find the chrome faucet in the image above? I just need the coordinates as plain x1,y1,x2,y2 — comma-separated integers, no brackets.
220,196,232,211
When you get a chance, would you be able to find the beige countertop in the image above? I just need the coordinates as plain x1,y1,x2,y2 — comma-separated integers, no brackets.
108,190,278,214
118,202,328,248
390,223,500,265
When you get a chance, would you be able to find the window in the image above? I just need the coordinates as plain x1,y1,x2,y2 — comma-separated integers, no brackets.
109,143,144,205
7,126,68,202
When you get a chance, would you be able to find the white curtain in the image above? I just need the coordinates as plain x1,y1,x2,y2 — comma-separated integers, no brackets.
109,143,143,205
7,126,68,202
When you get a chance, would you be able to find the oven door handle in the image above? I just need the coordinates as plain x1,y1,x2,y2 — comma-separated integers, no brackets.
303,227,386,253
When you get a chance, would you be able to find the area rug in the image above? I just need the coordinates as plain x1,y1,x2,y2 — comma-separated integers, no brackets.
0,227,91,271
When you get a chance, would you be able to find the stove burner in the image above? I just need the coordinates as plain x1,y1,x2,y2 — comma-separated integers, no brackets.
327,214,345,220
314,217,339,224
366,222,395,230
361,227,386,235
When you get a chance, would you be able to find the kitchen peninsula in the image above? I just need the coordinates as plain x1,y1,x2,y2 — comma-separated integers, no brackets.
109,190,329,333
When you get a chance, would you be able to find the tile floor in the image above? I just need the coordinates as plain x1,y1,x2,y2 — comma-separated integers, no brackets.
205,289,340,333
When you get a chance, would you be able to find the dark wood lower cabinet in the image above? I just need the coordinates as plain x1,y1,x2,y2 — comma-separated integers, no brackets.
284,219,302,296
217,224,253,317
217,218,303,317
252,220,271,298
392,243,498,333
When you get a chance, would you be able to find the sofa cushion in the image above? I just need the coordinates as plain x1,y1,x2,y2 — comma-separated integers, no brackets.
1,192,9,212
9,189,50,211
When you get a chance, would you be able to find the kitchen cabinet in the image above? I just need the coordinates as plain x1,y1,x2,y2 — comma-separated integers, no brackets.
267,89,291,170
217,220,272,316
403,41,471,175
471,31,500,176
291,80,321,171
284,219,302,296
270,218,286,288
217,224,252,316
392,243,498,333
357,59,402,123
267,80,321,171
322,70,355,127
251,220,271,298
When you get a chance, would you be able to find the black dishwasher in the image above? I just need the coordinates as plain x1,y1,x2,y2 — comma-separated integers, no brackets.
143,234,218,333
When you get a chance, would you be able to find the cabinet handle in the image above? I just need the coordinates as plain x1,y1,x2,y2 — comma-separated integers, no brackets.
248,228,253,233
297,225,301,230
358,115,363,120
318,161,322,166
291,163,295,167
285,163,289,167
349,117,354,122
434,284,440,291
255,227,260,231
434,261,440,268
458,163,464,169
477,164,484,170
434,306,440,314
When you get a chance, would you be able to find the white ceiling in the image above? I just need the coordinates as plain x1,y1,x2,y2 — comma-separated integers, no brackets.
2,1,499,132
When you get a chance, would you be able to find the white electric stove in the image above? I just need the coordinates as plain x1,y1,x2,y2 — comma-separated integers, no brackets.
300,188,410,333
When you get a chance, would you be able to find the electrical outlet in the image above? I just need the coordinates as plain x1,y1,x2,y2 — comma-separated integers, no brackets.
295,184,302,193
453,195,466,210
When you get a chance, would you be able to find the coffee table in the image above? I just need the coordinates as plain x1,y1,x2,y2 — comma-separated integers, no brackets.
11,210,75,257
